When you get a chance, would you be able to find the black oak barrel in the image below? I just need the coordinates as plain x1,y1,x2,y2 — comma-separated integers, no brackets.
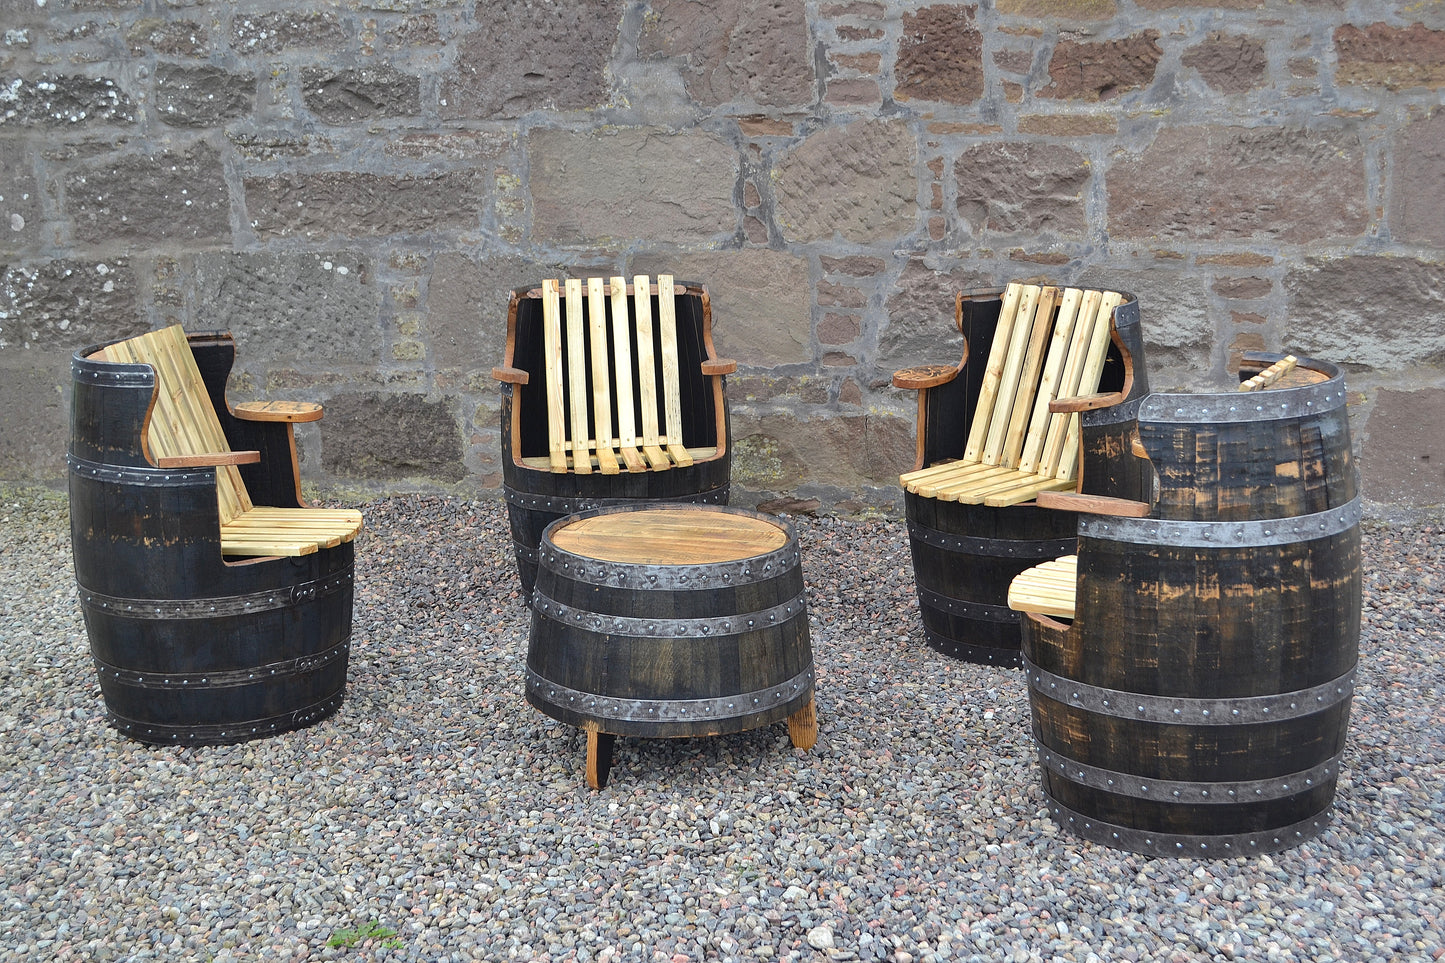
68,339,353,745
498,280,732,598
905,288,1151,666
526,504,817,788
1021,353,1360,856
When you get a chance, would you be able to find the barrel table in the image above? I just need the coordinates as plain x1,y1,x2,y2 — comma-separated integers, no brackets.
525,504,818,788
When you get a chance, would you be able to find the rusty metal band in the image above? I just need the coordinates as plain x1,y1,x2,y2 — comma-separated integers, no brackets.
1077,497,1360,548
907,520,1075,559
94,639,350,689
917,584,1020,624
73,361,154,386
78,568,354,619
106,691,345,744
1035,742,1344,804
513,539,539,564
68,453,214,488
1043,796,1332,858
1080,393,1143,428
538,547,801,592
504,486,729,515
531,591,808,638
526,666,813,724
921,627,1022,666
1024,658,1356,725
1139,380,1345,424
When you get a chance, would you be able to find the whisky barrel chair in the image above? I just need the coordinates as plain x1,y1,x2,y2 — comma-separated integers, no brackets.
69,326,362,745
1011,353,1360,856
893,283,1151,666
494,274,735,598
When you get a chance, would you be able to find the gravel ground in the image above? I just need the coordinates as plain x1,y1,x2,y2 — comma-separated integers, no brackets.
1,486,1441,963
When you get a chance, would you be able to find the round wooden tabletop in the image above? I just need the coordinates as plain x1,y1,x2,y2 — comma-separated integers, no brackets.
548,506,789,566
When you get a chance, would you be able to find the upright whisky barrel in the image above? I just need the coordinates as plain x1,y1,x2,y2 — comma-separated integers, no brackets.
906,289,1151,667
526,504,816,787
1021,354,1360,856
69,342,352,745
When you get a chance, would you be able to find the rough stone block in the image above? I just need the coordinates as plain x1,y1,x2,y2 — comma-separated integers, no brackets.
302,65,421,124
997,0,1115,17
878,258,976,374
126,18,209,57
0,74,135,127
67,142,230,244
440,0,620,118
0,359,69,480
1389,109,1445,246
1283,256,1445,370
321,392,465,482
732,409,916,489
954,141,1089,237
1361,388,1445,506
232,11,345,55
246,169,488,240
1213,275,1271,300
895,4,984,104
1,140,41,254
529,127,737,245
1108,126,1368,242
774,120,916,243
155,64,256,128
1079,267,1212,387
632,249,812,368
0,258,142,350
1181,33,1268,94
1040,31,1162,101
429,251,573,379
640,0,814,109
1335,22,1445,90
189,251,382,367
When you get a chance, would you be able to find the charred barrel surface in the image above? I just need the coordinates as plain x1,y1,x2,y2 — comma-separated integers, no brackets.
526,504,816,787
1022,354,1360,856
69,339,352,745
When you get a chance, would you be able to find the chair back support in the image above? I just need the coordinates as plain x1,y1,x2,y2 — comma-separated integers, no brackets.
98,325,252,524
963,283,1121,484
539,273,696,475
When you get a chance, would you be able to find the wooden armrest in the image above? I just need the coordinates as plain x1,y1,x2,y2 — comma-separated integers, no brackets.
156,450,261,469
1049,391,1125,414
1036,491,1152,517
232,400,324,423
701,358,738,376
492,365,530,385
893,363,960,391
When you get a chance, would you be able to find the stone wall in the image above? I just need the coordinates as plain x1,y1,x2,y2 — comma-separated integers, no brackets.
3,0,1442,514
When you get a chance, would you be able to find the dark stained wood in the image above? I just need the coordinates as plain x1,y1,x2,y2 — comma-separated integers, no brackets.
526,505,817,787
497,279,733,597
897,286,1152,664
1019,353,1359,855
68,333,356,745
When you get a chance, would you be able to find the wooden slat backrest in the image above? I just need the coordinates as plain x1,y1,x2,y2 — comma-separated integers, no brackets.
539,274,688,474
98,325,253,524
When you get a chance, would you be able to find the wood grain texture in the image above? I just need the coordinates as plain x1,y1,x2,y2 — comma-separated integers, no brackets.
550,506,787,565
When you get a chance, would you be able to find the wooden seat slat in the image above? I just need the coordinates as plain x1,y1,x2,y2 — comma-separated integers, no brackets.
100,325,362,558
609,275,647,472
902,285,1123,504
564,279,593,476
586,278,621,475
657,274,693,468
1008,555,1078,619
541,280,570,473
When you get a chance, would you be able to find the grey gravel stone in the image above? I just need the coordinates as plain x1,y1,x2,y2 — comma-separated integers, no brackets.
0,488,1441,963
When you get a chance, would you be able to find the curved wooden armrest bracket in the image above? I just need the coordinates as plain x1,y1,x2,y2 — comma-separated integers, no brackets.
492,365,530,385
893,363,960,391
156,450,261,469
1036,491,1152,517
232,401,324,424
701,358,738,376
1049,391,1125,414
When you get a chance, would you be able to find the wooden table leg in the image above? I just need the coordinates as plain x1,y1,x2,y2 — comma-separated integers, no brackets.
787,696,818,751
586,728,616,790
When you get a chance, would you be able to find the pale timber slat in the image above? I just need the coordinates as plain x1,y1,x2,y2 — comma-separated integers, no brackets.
981,284,1044,467
962,282,1025,463
541,280,569,473
101,325,363,558
632,274,670,470
1008,555,1078,619
656,273,693,467
609,276,647,472
587,278,621,474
